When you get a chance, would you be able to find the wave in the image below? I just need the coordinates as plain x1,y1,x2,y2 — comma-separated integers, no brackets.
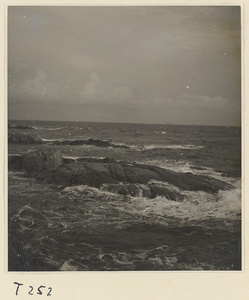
60,179,241,226
63,155,110,163
218,184,241,215
40,136,203,151
8,124,36,130
142,159,239,187
41,138,61,142
143,159,214,175
9,167,241,271
142,144,204,150
43,138,130,149
8,123,64,131
129,188,241,224
116,144,204,151
33,126,65,131
10,131,203,153
154,131,167,134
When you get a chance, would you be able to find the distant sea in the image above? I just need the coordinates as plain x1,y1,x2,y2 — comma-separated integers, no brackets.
8,120,241,271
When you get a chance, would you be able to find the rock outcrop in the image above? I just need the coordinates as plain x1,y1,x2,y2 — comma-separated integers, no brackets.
8,133,42,144
8,132,128,149
9,149,232,198
9,149,64,172
51,138,128,148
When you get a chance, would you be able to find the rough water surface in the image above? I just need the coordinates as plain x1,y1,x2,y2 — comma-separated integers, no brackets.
8,121,241,271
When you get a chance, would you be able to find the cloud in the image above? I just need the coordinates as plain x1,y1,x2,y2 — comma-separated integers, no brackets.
8,6,240,125
79,74,134,106
175,94,229,111
151,93,230,112
9,68,59,102
79,73,101,100
112,86,132,100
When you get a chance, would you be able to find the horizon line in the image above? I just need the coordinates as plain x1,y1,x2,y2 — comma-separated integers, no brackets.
8,119,241,127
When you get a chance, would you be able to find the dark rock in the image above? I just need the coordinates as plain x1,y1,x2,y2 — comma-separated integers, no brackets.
36,160,232,193
101,157,116,163
36,167,75,185
87,139,112,147
103,183,148,197
75,172,113,187
63,158,76,164
101,254,114,262
9,149,232,195
101,182,183,201
8,155,24,170
22,149,64,172
126,183,147,197
109,163,127,181
46,138,129,149
123,168,141,183
8,133,42,144
101,183,131,196
149,183,184,201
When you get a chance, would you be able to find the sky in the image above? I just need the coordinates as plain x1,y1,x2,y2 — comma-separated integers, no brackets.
8,6,241,125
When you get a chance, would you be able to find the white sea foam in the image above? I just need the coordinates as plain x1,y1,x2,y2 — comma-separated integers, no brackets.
62,184,117,198
60,261,78,271
218,187,241,213
63,155,81,160
127,144,204,151
142,159,230,182
143,144,203,150
34,126,64,131
126,189,241,225
142,159,197,173
111,141,129,147
60,172,241,224
154,131,167,134
63,155,110,161
82,142,204,151
41,138,63,142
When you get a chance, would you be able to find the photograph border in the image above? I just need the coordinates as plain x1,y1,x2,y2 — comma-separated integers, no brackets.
1,1,248,299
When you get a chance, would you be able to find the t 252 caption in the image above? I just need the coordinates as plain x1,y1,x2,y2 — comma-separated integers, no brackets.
14,282,52,296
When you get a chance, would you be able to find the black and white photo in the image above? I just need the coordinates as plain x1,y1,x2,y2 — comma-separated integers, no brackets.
8,6,241,272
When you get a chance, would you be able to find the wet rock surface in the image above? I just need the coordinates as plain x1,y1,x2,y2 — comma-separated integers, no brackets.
9,149,232,198
8,133,43,144
9,149,64,172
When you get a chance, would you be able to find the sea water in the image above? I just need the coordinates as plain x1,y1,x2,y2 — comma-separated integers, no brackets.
8,120,241,271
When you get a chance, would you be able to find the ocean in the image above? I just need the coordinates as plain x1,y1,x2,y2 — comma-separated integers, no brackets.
8,120,241,271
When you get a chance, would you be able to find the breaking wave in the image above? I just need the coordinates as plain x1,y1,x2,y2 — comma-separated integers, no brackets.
142,144,203,150
9,167,241,271
60,177,241,224
142,159,236,184
40,137,203,152
8,123,65,131
34,126,65,131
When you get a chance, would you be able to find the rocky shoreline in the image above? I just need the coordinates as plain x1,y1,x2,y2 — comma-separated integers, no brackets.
9,147,233,200
8,128,241,271
8,132,129,148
